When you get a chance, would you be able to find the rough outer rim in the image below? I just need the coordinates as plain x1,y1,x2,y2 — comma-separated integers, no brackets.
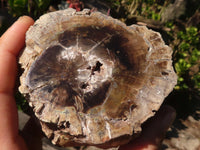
19,8,177,148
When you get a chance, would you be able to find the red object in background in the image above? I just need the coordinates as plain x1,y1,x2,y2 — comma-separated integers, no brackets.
68,0,84,11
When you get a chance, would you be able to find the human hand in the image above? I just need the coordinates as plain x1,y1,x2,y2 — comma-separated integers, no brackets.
119,105,176,150
0,16,176,150
0,16,34,150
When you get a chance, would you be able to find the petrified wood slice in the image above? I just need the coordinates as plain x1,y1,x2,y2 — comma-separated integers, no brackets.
19,8,177,148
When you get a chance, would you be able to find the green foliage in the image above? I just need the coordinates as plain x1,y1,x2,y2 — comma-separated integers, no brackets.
15,91,28,111
8,0,52,18
106,0,172,21
140,1,162,21
32,0,52,18
174,27,200,94
8,0,28,16
111,0,120,6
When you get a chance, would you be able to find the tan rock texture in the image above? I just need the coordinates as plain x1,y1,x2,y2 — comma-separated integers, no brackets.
19,8,177,148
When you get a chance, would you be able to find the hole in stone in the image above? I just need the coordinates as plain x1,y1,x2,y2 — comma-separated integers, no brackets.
36,104,45,115
58,121,70,129
161,71,169,76
92,61,103,74
152,110,157,113
45,122,58,130
59,124,65,129
87,66,91,70
130,104,136,111
66,121,70,128
80,82,89,89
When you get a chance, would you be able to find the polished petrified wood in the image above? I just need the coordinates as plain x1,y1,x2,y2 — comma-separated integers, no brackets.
19,8,177,148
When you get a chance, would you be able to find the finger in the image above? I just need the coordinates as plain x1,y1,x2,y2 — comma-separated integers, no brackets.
0,16,34,148
141,105,176,142
119,105,176,150
0,16,34,94
0,16,34,56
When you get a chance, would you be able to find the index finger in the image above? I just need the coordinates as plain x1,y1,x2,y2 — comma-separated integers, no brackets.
0,16,34,145
0,16,34,94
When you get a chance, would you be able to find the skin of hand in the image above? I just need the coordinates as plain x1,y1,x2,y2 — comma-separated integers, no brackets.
0,16,34,150
119,105,176,150
0,16,176,150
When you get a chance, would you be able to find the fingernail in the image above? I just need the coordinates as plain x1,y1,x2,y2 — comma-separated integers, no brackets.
17,16,29,21
17,16,34,23
17,16,27,21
